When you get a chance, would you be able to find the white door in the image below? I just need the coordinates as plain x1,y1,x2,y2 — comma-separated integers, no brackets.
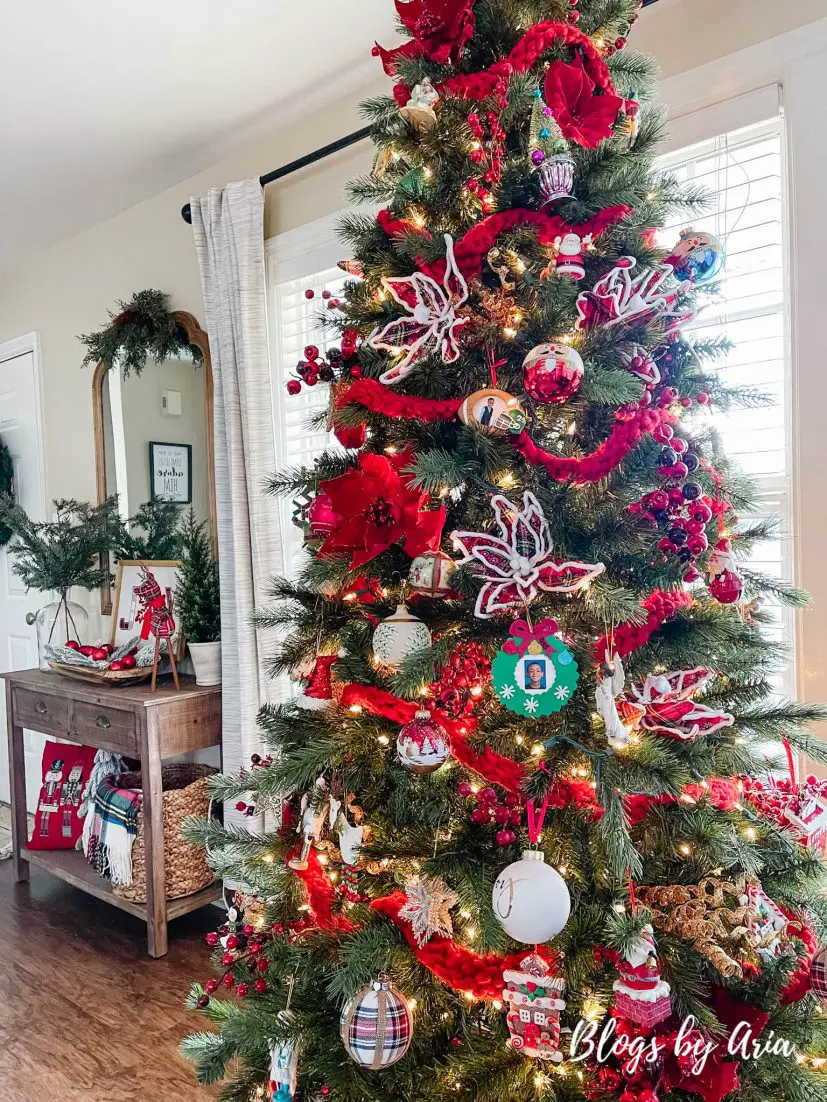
0,338,46,809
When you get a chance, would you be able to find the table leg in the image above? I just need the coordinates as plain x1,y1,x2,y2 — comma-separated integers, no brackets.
140,710,167,957
5,681,29,883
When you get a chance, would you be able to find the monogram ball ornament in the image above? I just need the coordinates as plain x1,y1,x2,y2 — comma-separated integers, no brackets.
372,603,431,669
522,343,584,405
340,972,413,1069
492,850,571,944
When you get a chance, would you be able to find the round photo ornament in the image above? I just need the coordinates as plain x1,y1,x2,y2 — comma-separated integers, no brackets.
492,619,579,717
459,388,526,436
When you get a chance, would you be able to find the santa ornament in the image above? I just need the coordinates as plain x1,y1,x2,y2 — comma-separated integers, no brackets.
396,709,450,775
296,655,339,711
707,538,744,605
554,232,591,280
522,343,584,405
340,973,413,1069
666,227,725,285
612,924,673,1028
502,953,566,1062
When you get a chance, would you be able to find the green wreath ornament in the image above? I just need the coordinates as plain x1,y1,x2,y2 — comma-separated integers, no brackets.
492,618,580,717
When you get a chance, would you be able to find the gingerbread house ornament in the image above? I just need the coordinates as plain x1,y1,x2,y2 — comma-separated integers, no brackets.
502,953,566,1062
784,793,827,857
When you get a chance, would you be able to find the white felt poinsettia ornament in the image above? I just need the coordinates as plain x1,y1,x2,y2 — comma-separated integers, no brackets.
367,234,470,385
451,491,605,618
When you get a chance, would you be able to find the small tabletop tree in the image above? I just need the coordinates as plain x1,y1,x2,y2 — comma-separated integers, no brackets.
176,508,220,644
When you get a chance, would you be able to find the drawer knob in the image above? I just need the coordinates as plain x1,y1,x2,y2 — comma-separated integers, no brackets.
35,701,48,715
96,714,111,730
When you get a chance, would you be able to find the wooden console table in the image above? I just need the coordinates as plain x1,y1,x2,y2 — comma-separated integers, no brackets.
3,669,222,957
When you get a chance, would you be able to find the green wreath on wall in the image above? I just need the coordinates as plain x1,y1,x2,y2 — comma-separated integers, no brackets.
78,289,203,377
0,438,14,546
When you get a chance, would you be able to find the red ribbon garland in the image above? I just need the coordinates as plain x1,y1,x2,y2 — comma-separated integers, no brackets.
371,892,561,998
594,589,693,660
435,21,625,104
420,205,631,283
510,407,675,485
337,378,463,423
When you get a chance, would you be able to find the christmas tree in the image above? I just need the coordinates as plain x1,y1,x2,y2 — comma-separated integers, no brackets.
183,3,827,1100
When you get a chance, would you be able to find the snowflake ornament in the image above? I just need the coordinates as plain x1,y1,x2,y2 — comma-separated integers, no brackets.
399,875,459,947
368,234,470,386
451,491,605,619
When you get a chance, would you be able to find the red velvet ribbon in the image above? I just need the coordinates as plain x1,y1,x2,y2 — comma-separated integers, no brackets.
510,407,674,485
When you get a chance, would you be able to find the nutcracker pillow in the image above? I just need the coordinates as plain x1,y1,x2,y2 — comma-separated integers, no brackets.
28,741,97,850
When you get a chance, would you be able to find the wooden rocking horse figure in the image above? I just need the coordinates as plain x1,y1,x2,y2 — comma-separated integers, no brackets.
136,566,180,692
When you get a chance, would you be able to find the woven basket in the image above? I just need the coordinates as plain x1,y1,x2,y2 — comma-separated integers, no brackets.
112,763,216,903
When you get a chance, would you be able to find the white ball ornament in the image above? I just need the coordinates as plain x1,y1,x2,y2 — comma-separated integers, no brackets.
372,603,431,669
492,850,571,944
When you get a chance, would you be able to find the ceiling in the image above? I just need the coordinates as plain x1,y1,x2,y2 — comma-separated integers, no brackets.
0,0,397,273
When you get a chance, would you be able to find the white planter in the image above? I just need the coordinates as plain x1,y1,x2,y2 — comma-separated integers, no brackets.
188,641,222,686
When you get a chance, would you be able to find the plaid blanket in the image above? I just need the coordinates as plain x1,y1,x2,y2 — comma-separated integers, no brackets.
82,776,142,886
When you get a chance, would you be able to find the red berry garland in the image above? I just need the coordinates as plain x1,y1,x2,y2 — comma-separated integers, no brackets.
428,642,491,717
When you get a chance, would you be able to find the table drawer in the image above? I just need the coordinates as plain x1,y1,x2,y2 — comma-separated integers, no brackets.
12,689,69,736
70,700,138,754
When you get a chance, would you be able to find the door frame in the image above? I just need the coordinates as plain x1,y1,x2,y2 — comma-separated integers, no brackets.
0,332,47,520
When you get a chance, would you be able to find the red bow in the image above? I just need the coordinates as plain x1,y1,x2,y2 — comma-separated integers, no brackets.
502,618,560,658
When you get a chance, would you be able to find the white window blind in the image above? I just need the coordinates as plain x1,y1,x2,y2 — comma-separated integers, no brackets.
658,115,794,706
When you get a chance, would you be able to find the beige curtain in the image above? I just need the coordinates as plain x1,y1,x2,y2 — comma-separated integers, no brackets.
190,179,283,833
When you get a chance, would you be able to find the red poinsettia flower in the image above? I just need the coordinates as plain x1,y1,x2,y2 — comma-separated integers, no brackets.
376,0,477,72
543,58,624,149
319,452,445,568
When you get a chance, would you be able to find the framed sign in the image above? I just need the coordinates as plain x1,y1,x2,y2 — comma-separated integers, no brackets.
149,441,192,503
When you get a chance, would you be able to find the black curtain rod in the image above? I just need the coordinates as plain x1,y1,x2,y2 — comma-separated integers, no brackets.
181,126,372,224
181,0,663,225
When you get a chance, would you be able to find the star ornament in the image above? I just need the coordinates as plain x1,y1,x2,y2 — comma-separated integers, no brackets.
399,875,459,947
451,491,605,619
368,234,470,386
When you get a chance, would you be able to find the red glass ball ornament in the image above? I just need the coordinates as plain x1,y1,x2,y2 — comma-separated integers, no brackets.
307,492,340,538
397,710,450,775
710,569,743,604
522,343,584,404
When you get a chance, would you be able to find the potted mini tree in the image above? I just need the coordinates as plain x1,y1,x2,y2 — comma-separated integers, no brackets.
176,508,221,685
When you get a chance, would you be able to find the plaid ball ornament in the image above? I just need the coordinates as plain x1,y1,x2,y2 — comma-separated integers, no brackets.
811,947,827,1001
340,973,413,1069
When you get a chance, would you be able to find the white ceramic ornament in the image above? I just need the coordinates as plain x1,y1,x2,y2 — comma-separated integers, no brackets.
492,850,571,944
372,603,431,669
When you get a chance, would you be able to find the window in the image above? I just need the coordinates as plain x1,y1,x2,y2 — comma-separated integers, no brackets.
658,115,794,700
267,213,346,581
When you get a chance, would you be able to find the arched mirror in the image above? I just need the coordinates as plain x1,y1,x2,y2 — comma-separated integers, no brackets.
92,311,216,615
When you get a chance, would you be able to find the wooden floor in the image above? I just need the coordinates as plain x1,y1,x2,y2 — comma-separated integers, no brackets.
0,857,218,1100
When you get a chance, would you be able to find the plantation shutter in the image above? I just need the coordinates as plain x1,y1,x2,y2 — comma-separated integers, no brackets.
269,264,345,580
658,113,794,732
